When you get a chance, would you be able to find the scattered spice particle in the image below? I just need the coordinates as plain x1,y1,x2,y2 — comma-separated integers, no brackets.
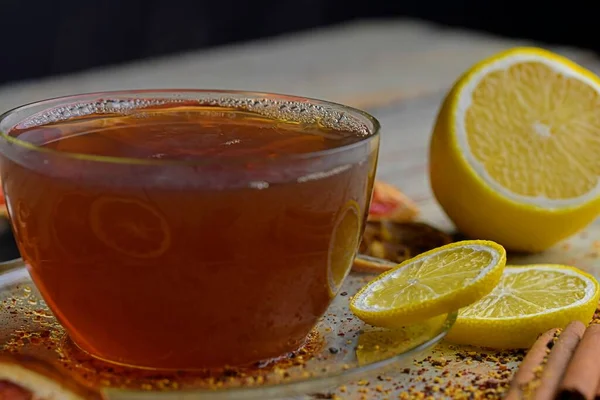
311,393,335,399
430,357,447,367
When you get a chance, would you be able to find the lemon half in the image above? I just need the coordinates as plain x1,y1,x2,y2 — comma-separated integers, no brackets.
430,47,600,252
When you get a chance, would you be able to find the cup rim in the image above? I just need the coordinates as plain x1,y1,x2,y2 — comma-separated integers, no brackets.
0,89,380,167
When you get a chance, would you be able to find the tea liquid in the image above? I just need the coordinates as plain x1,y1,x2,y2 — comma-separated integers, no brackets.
2,104,376,368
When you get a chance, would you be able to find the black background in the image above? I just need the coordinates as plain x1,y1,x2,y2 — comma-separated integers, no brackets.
2,0,599,85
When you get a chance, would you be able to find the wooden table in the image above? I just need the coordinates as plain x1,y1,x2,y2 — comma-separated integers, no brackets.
1,19,599,398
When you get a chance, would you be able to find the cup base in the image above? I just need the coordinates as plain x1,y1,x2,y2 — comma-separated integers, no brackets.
61,329,323,373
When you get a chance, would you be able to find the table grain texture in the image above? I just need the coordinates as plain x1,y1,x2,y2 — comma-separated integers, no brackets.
1,19,599,399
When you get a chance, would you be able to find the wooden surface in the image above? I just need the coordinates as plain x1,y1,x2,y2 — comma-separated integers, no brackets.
1,18,600,399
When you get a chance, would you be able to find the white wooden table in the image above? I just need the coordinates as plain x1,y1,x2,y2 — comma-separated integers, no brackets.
1,18,599,399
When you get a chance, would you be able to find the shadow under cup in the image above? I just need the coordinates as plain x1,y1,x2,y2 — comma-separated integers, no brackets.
0,90,380,369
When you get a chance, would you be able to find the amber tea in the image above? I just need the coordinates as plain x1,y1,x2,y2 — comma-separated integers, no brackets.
0,93,379,369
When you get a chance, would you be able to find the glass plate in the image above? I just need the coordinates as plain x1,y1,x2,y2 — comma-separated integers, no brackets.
0,261,456,399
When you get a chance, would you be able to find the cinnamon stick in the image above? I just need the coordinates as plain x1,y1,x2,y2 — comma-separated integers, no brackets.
557,324,600,400
533,321,586,400
505,328,557,400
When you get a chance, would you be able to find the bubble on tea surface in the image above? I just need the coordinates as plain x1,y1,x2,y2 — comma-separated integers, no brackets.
16,96,371,137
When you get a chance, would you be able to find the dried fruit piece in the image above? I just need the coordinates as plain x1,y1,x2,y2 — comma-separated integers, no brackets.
368,181,418,223
0,354,99,399
0,177,6,217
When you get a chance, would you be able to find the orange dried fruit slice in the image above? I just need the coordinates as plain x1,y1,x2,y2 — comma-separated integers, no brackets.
0,354,99,400
368,181,418,223
327,200,361,296
90,196,171,258
0,177,7,217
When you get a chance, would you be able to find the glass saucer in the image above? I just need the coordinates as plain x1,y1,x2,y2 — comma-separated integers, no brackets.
0,261,456,399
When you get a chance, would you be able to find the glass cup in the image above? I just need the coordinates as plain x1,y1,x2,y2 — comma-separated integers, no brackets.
0,90,380,369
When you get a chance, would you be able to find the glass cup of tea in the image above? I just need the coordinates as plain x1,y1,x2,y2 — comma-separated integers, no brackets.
0,90,380,369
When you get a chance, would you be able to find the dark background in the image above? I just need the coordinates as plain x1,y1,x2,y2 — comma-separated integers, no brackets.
2,0,599,86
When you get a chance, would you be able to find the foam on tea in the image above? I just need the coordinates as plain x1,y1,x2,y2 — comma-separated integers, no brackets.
0,98,378,369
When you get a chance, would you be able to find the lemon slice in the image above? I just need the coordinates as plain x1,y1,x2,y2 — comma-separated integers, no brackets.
430,47,600,252
350,240,506,327
446,264,600,349
90,196,171,259
327,200,361,296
